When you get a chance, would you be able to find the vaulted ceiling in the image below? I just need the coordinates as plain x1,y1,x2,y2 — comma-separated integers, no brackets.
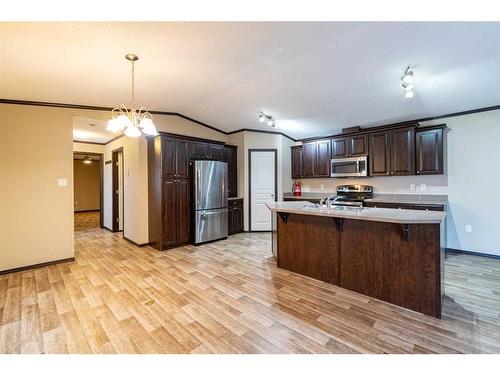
1,22,499,139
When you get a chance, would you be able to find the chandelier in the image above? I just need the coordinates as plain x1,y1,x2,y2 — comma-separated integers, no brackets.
106,54,158,137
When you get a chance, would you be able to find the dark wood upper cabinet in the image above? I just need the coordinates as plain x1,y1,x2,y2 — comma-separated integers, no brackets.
302,142,316,178
175,139,190,179
331,137,349,158
390,126,415,175
416,127,444,175
291,146,303,179
300,140,331,178
189,140,209,159
161,137,176,179
209,144,224,161
369,131,391,176
315,140,331,177
369,126,415,176
331,135,367,158
350,135,368,156
223,145,238,198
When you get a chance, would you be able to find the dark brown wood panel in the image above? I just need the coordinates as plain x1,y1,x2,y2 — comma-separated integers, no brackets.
340,219,441,317
161,137,176,179
209,143,224,160
190,141,209,159
223,145,238,198
277,214,340,285
175,139,190,179
350,134,368,156
161,179,177,247
416,127,444,175
315,140,331,177
331,137,349,158
291,146,303,179
369,131,391,176
176,180,191,244
390,126,415,175
301,142,316,178
228,199,244,235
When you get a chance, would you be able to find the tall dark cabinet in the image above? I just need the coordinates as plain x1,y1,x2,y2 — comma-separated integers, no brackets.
148,135,192,250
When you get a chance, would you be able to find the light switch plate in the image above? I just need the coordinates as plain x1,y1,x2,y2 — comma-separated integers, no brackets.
420,184,426,191
58,178,68,187
465,225,472,233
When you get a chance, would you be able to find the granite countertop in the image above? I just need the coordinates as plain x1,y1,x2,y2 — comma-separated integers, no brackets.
266,201,446,224
283,192,448,206
364,194,448,206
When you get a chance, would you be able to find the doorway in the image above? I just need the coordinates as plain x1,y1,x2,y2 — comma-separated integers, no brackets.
73,152,104,229
248,149,277,231
112,147,124,232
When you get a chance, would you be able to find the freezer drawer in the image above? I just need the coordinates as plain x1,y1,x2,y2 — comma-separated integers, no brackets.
194,208,228,244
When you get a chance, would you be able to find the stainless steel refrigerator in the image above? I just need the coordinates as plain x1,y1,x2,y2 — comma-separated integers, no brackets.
193,160,228,245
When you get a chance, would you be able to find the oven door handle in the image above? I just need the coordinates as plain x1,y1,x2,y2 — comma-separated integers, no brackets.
356,160,360,174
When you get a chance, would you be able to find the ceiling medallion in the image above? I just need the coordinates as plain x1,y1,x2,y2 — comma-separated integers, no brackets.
106,54,158,137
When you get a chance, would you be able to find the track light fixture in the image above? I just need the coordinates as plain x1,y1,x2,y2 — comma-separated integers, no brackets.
401,67,415,98
258,111,277,128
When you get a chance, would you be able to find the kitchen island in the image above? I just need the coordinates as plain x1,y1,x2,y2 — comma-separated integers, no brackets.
266,201,446,318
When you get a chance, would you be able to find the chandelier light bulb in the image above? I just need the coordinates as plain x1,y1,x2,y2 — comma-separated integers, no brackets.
124,124,142,137
139,118,159,136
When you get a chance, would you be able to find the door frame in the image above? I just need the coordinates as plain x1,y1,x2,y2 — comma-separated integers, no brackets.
73,151,104,228
112,147,124,233
248,149,278,232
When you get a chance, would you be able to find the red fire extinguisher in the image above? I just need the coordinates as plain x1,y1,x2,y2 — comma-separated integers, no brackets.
292,181,302,196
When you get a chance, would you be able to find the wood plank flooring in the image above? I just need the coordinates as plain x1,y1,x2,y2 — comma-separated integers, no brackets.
1,211,500,353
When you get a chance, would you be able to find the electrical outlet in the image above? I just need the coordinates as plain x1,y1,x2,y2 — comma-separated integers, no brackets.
420,184,426,191
57,178,68,187
465,225,472,233
409,184,416,191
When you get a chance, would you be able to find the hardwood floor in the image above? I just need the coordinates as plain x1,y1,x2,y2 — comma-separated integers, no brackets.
1,211,500,353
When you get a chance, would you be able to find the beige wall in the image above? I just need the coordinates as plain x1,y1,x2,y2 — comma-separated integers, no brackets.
74,159,100,211
73,142,105,154
0,104,74,271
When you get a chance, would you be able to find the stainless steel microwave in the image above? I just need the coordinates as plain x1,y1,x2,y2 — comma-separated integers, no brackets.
331,156,368,177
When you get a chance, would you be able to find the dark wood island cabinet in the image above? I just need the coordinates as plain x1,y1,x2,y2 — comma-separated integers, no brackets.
268,202,445,318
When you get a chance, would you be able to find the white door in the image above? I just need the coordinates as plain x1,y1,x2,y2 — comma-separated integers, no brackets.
117,151,124,231
250,151,276,231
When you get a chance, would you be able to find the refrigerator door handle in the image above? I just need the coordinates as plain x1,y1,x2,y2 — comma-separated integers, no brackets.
196,168,201,209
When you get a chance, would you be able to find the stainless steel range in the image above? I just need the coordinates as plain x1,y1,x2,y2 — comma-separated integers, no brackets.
320,184,373,207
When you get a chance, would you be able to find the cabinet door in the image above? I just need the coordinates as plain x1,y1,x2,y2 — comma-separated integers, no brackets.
291,146,303,179
369,131,391,176
175,139,190,179
416,128,443,175
224,146,238,198
302,142,316,178
390,127,415,175
315,140,331,177
234,206,243,233
350,135,368,156
162,179,177,246
161,137,176,179
176,180,191,244
228,207,235,235
331,137,349,158
190,141,209,159
209,144,224,161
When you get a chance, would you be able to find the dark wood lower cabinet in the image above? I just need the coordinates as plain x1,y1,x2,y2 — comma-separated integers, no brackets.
228,199,243,235
340,219,441,318
275,213,442,318
364,202,445,211
277,214,340,284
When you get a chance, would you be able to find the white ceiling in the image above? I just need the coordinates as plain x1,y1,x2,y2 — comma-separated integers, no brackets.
1,22,499,139
72,116,114,143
